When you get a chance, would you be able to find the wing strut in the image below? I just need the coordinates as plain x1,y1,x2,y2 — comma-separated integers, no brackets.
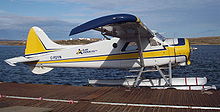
134,28,145,87
137,28,145,67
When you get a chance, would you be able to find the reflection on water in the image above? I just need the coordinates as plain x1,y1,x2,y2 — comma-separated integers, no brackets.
0,45,220,88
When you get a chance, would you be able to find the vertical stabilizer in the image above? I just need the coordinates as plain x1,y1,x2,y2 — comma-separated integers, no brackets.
25,26,62,56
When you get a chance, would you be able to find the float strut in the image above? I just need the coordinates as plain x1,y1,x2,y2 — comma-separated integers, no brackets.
156,62,172,86
168,61,172,85
134,67,145,87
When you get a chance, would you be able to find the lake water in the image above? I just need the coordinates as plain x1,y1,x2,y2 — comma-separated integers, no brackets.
0,45,220,88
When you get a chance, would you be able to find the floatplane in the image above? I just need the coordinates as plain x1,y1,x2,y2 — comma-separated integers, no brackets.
5,14,216,90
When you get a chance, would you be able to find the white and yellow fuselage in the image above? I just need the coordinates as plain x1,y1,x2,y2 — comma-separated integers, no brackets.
26,27,190,68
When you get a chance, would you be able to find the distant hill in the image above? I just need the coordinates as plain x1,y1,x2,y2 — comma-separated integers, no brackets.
0,40,26,46
188,36,220,45
0,37,220,46
0,38,101,46
55,38,100,45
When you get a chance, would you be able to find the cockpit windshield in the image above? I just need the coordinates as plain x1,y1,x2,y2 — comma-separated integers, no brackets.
155,32,165,42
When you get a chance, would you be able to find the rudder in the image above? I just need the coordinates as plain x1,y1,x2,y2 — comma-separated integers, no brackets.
25,26,62,56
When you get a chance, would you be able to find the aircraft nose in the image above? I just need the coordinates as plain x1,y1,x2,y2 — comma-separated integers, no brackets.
185,39,191,65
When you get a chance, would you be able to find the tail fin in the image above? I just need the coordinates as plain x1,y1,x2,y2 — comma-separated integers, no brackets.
5,26,58,74
25,26,62,56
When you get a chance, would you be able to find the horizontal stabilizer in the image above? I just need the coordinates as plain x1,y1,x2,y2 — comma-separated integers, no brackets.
4,56,39,66
5,56,53,74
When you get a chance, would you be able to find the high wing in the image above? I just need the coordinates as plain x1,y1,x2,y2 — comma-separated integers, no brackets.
69,14,158,70
69,14,154,39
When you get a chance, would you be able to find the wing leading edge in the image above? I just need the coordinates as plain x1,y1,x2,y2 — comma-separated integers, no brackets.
69,14,154,39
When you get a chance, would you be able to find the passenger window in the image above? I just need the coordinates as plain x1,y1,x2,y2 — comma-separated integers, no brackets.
121,42,138,51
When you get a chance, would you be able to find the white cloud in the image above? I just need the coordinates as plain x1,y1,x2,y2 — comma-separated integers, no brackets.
0,11,78,39
1,0,220,39
23,0,220,12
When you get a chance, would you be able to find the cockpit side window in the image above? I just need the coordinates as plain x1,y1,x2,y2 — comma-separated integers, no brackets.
149,38,161,46
121,42,138,51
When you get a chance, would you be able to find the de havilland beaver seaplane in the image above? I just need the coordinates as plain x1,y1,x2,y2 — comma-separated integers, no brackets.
5,14,216,90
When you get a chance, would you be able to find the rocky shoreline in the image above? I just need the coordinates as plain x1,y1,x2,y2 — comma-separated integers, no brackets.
0,36,219,46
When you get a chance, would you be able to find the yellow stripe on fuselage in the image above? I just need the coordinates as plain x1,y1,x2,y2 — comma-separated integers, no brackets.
37,39,189,64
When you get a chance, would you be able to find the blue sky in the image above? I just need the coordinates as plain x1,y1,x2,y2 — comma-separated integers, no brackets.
0,0,220,40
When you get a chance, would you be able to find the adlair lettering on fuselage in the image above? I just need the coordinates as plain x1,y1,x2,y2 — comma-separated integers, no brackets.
76,49,98,55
